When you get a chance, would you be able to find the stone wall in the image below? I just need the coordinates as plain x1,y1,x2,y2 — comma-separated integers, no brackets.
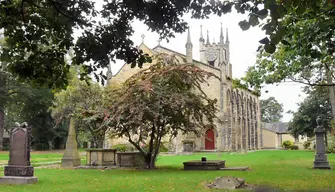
261,129,277,149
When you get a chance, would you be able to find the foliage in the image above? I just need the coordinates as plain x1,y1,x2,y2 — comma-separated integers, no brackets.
1,33,65,149
111,144,136,152
282,140,294,149
326,134,335,153
239,0,335,89
111,142,169,153
1,0,333,88
0,35,28,149
303,141,311,149
232,78,260,96
6,86,67,150
105,54,220,168
288,86,332,138
143,141,169,153
290,145,299,150
51,66,122,148
260,97,284,123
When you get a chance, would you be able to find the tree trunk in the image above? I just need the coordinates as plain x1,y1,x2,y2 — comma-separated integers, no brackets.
96,137,104,149
93,135,104,149
144,153,156,169
0,107,4,150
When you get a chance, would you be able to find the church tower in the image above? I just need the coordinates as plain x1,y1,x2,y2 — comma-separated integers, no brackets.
199,24,231,78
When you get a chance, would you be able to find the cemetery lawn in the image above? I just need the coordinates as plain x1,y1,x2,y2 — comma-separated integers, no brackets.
0,150,334,192
0,150,86,167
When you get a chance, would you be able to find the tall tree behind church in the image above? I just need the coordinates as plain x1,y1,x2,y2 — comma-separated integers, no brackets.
260,97,284,123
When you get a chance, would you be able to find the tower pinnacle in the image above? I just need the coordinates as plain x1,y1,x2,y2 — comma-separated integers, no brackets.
226,28,229,44
206,30,210,45
220,23,224,44
199,25,204,42
185,27,193,64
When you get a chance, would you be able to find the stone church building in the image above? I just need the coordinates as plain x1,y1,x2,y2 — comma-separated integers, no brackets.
106,25,262,152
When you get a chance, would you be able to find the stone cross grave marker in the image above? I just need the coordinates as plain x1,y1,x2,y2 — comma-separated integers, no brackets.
0,122,38,185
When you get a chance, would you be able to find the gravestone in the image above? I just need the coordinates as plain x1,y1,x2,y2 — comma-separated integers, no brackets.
61,117,81,167
0,122,38,185
206,176,254,190
183,157,226,170
313,117,331,169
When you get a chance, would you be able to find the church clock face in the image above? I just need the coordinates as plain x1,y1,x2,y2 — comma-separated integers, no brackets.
205,48,217,62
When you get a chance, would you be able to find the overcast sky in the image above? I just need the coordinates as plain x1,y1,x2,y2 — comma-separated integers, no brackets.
92,2,306,122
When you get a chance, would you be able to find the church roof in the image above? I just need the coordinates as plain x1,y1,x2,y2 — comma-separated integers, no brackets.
152,44,220,71
113,43,220,76
262,122,290,134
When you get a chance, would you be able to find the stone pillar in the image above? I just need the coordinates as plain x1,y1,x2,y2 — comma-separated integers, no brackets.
313,117,331,169
61,117,81,167
0,123,37,184
224,113,231,151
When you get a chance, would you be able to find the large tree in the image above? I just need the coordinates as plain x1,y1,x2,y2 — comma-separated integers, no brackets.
0,34,28,149
288,86,332,138
260,97,283,123
50,67,119,148
237,0,334,89
104,54,219,169
239,3,335,127
1,0,333,88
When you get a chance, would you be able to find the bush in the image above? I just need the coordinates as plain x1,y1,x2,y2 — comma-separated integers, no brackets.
326,145,335,153
143,142,169,153
112,142,169,153
33,142,50,150
111,144,136,152
326,135,335,153
2,145,10,151
159,142,169,152
290,145,299,150
303,141,311,149
282,140,294,149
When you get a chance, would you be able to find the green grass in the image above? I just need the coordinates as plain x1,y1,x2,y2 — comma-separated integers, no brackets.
0,150,86,167
0,150,334,192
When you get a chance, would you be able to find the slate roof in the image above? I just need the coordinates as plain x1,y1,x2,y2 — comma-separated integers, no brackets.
262,122,290,134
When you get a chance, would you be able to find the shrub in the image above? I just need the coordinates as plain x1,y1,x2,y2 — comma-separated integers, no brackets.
2,145,10,151
303,141,311,149
290,145,299,150
111,144,136,152
282,140,294,149
326,146,335,153
143,142,169,153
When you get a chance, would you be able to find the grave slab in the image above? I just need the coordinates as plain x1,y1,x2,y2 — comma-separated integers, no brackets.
183,159,225,170
0,176,37,185
220,166,249,171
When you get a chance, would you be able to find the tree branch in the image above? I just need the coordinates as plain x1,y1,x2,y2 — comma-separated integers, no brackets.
125,128,145,156
20,0,26,23
323,62,335,81
289,77,335,87
47,0,89,27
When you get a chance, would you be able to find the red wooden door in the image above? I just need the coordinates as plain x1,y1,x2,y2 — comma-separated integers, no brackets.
205,129,215,150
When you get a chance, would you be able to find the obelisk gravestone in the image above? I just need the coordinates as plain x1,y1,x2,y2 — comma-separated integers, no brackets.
61,117,81,167
313,117,331,169
0,122,38,184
